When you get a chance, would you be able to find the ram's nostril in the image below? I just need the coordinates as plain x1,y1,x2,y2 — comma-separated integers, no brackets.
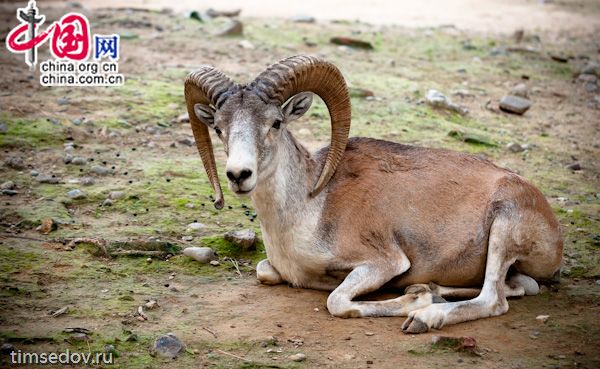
226,171,236,181
239,169,252,181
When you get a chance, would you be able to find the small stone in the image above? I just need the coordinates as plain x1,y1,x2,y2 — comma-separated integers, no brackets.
585,82,598,93
186,222,205,232
506,142,525,153
70,333,89,342
566,162,581,171
72,118,82,126
57,97,70,105
5,156,25,170
183,247,217,263
173,113,189,123
145,300,159,309
224,229,256,250
2,189,18,196
209,260,220,266
292,15,315,23
0,123,7,133
30,170,39,177
153,333,185,358
109,191,125,200
36,175,59,184
182,235,194,241
185,203,195,208
511,83,529,98
0,343,15,354
536,315,550,323
63,154,73,164
125,333,138,342
238,40,255,49
365,332,375,336
425,89,469,115
1,181,15,190
581,62,599,77
215,20,243,36
499,95,531,114
289,353,306,362
177,136,194,147
70,156,87,165
81,177,95,186
90,165,110,175
67,189,86,199
102,198,113,207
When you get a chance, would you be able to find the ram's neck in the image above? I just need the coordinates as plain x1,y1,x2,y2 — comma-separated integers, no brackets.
251,129,322,227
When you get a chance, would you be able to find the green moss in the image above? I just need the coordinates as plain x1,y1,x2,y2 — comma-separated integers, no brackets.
0,115,64,148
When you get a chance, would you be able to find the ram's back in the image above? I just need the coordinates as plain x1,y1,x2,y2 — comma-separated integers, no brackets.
316,137,524,287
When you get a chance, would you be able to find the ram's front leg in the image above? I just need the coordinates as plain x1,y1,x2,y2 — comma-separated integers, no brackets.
256,259,284,285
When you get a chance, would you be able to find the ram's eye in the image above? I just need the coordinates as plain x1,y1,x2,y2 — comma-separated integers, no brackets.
272,119,282,130
215,128,222,136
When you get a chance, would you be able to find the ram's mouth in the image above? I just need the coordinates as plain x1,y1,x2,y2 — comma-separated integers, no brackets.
234,187,255,196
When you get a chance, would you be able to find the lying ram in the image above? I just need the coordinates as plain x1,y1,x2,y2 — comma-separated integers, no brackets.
184,55,563,333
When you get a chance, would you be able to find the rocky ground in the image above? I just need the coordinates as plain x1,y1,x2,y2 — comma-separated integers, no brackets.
0,2,599,369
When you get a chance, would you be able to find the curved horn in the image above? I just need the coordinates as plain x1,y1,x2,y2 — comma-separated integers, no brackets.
184,66,238,209
249,55,351,197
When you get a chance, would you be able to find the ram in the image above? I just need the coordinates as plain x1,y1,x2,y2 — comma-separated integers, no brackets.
184,55,563,333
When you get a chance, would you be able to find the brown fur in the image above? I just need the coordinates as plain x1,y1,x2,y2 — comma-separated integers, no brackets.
316,137,563,288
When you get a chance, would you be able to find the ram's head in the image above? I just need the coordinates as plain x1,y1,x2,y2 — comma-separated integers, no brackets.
184,55,351,208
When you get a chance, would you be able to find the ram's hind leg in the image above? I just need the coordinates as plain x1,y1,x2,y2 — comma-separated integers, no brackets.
401,216,517,333
327,252,435,318
425,273,539,300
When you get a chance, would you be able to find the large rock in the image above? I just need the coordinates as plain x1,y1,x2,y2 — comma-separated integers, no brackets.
224,229,256,250
499,95,531,115
183,247,217,263
153,333,185,359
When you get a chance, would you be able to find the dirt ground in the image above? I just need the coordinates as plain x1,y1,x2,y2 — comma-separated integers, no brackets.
0,0,599,368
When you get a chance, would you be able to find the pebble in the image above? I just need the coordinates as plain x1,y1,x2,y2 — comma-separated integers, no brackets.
63,154,73,164
177,136,195,147
5,156,25,170
511,83,529,98
0,343,15,354
36,175,60,184
185,203,195,208
182,247,217,263
425,89,469,115
153,333,185,358
81,177,95,186
2,189,18,196
238,40,255,49
57,97,70,105
0,123,7,133
536,315,550,323
173,113,189,124
70,333,89,342
67,189,86,199
581,61,599,77
209,260,220,266
145,300,159,309
289,353,307,362
215,19,243,36
566,162,582,171
499,95,532,115
182,235,194,241
102,198,113,207
30,170,39,177
109,191,125,200
70,156,87,165
90,165,110,175
186,222,206,232
506,142,525,153
1,181,15,190
292,15,315,23
224,229,257,250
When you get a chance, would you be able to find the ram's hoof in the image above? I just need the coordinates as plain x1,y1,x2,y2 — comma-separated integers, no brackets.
401,316,429,334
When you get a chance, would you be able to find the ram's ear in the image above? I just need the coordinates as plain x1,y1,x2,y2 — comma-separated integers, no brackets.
193,103,217,127
282,92,313,123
